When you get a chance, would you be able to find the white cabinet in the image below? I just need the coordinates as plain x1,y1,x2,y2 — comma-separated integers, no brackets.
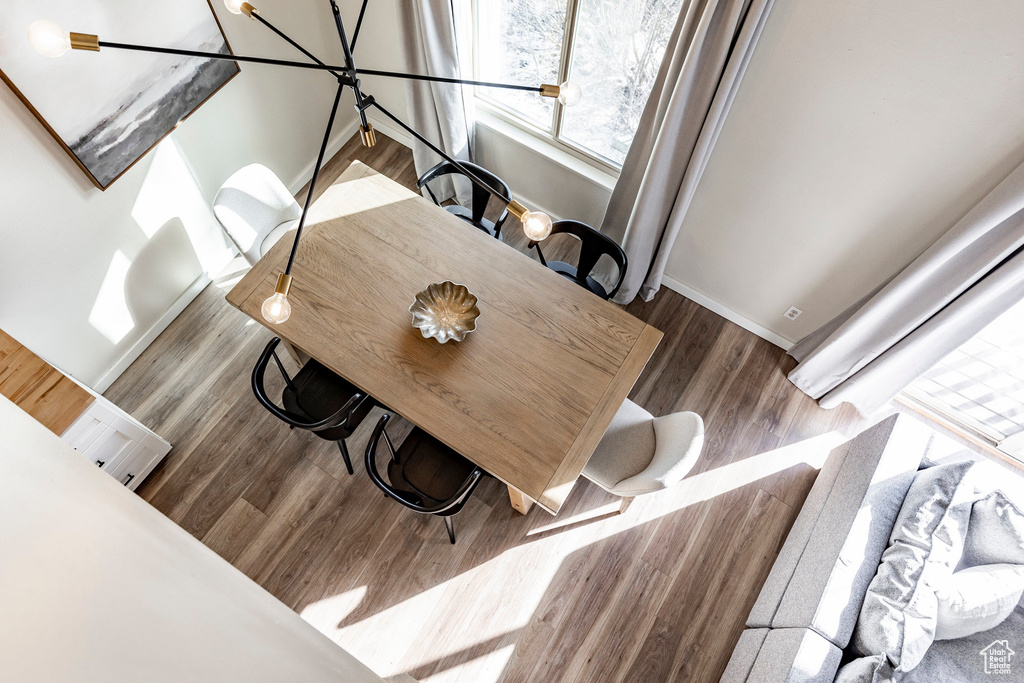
62,397,170,492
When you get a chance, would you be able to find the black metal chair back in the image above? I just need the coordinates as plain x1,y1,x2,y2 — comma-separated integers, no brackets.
365,413,484,544
252,337,374,474
417,160,511,240
531,220,628,300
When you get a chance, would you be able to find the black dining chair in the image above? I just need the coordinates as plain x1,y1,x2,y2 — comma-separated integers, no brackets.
365,413,484,544
530,219,628,300
417,160,511,240
251,337,375,475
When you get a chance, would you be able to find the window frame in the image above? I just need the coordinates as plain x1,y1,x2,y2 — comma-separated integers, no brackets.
469,0,626,175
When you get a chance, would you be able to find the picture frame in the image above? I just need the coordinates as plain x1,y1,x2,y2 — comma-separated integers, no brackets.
0,0,240,190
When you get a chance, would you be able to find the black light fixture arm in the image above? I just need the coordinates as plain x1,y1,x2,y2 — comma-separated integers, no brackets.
349,0,370,53
250,12,342,79
42,0,566,325
329,1,356,69
92,29,534,208
92,41,549,97
328,0,370,130
285,80,346,275
97,40,353,78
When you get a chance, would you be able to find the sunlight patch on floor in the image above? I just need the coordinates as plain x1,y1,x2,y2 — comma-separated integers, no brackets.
298,542,561,681
301,579,454,675
659,431,844,508
527,431,846,553
299,585,366,632
297,432,846,682
527,501,622,536
417,642,517,683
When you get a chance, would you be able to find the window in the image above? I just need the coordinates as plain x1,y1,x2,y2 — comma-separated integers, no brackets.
474,0,683,168
901,298,1024,460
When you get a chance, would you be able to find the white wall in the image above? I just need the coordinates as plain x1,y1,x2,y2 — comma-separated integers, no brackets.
348,0,411,141
0,394,384,682
473,113,617,226
359,0,1024,349
0,0,363,389
667,0,1024,345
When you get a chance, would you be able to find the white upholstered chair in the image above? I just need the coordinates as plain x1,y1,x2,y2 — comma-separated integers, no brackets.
213,164,302,265
582,399,705,512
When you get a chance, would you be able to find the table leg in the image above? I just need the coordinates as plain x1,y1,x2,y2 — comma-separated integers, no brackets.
280,338,309,366
507,485,534,515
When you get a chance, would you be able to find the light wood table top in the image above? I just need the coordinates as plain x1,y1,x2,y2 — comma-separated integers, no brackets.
227,161,661,514
0,329,93,435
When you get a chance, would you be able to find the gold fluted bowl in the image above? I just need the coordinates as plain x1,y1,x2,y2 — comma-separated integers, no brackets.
409,281,480,344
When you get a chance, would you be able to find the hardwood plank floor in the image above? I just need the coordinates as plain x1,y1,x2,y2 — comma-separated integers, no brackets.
105,132,865,682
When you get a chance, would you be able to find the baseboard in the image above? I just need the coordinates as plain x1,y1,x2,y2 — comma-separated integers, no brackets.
93,274,212,394
659,275,795,351
366,113,414,148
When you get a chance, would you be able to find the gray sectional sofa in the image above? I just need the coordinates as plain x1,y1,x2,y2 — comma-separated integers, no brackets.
722,413,1024,682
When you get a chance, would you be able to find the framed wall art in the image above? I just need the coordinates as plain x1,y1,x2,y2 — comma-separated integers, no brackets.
0,0,239,190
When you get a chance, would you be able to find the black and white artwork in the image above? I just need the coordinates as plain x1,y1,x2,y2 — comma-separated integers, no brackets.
0,1,238,190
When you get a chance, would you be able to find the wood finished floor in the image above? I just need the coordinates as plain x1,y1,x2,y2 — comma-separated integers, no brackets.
106,133,865,682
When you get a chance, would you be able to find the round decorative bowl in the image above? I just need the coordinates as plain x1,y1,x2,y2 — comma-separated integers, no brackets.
409,281,480,344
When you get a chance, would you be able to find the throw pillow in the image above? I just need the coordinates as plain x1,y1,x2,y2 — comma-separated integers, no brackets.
934,563,1024,640
851,460,976,672
833,654,895,683
962,489,1024,567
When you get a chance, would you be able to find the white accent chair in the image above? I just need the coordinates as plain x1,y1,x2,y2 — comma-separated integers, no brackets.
213,164,302,265
582,399,705,512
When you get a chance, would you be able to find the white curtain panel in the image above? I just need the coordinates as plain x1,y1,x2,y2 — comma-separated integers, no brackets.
788,158,1024,415
395,0,473,204
599,0,776,304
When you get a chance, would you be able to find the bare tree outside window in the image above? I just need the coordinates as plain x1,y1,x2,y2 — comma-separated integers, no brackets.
562,0,683,163
476,0,564,130
475,0,683,167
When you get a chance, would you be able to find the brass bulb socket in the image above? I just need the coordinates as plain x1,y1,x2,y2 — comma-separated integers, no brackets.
274,273,293,297
539,84,560,98
241,2,259,19
506,200,529,222
70,33,100,51
359,124,377,148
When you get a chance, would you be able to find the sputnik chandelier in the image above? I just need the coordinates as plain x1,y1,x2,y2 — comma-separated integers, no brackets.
27,0,582,324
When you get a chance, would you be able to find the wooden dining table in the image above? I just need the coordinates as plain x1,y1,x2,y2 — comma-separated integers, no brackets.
227,160,662,515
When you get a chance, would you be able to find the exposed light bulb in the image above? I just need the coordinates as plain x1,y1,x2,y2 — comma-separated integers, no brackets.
262,273,293,324
262,292,292,324
28,20,71,58
522,211,553,241
557,80,582,107
224,0,246,14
